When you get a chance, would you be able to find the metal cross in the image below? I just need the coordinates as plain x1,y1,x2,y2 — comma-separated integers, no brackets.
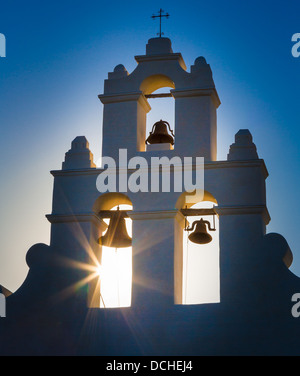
151,9,170,37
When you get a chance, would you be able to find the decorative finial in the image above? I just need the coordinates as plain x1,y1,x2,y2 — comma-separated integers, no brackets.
151,9,170,38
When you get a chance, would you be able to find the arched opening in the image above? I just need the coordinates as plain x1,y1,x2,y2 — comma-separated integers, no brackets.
93,193,133,308
140,75,175,151
176,191,220,305
146,88,175,149
100,204,132,308
140,74,175,95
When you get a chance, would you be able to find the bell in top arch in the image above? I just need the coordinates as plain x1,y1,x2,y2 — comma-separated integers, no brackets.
185,218,216,245
146,120,175,145
99,208,132,248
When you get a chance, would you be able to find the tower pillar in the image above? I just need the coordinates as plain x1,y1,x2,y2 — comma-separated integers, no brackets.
47,213,107,307
216,205,270,306
129,209,185,307
99,92,151,161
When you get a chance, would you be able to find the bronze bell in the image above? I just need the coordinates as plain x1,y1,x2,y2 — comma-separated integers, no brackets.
146,120,175,145
185,218,215,245
99,209,132,248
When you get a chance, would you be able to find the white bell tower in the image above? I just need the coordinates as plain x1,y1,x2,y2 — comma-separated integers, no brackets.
47,36,273,311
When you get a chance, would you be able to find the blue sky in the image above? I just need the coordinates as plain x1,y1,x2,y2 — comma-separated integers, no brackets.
0,0,299,291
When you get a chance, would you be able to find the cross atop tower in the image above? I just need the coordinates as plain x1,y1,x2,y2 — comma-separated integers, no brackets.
151,9,170,38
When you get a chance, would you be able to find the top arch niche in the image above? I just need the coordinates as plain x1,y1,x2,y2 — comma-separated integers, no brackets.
140,74,175,95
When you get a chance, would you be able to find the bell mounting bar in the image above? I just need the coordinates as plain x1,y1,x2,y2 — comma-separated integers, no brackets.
98,210,129,219
145,93,173,99
180,208,216,217
98,208,216,219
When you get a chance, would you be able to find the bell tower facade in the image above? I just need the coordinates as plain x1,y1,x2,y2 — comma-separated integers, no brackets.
96,37,221,307
47,37,275,311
